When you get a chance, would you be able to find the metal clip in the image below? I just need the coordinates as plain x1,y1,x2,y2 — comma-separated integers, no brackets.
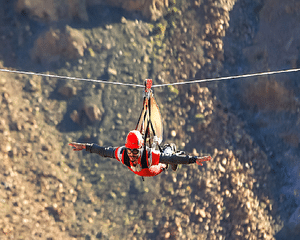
144,79,153,99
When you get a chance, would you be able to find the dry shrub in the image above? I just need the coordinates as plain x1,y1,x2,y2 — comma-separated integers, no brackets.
279,133,299,147
243,76,296,111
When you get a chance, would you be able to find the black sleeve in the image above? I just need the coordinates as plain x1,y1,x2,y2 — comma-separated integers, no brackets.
159,153,197,165
85,143,117,158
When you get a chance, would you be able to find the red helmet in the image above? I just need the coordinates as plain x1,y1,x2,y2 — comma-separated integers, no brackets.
125,130,144,149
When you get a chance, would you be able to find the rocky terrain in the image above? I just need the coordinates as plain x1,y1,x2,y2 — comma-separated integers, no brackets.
0,0,300,239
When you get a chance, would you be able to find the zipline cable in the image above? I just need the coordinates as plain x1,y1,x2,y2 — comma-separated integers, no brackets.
0,68,144,88
1,67,300,88
151,67,300,88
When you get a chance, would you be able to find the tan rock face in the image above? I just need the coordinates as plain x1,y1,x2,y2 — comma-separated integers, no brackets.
31,26,87,64
15,0,88,21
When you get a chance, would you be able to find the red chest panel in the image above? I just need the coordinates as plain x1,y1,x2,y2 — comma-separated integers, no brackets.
114,147,165,177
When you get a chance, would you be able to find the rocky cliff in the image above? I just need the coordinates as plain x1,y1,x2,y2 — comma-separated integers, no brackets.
0,0,299,239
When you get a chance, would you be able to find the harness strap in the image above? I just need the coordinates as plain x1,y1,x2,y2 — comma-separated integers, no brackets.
136,97,147,132
141,149,148,169
141,121,150,169
123,148,130,167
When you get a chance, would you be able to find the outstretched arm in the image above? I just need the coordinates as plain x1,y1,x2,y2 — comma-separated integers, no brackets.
69,142,117,158
160,153,211,166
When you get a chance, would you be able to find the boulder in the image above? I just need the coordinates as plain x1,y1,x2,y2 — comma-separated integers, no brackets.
15,0,88,21
58,84,77,98
70,105,101,125
16,0,168,22
99,0,169,21
83,104,101,122
31,26,87,64
70,110,80,124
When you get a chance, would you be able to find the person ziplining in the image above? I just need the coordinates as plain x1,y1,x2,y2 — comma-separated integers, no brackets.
69,79,211,177
3,67,298,176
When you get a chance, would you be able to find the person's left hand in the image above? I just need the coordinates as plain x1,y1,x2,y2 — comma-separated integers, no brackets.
196,156,212,166
69,142,86,151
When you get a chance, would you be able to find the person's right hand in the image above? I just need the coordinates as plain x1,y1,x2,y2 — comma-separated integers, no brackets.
69,142,86,151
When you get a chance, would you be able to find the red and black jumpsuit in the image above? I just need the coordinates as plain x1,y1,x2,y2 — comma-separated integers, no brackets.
85,144,198,177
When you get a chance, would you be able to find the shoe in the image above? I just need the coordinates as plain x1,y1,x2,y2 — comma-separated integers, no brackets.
162,143,177,155
169,143,176,153
162,143,177,171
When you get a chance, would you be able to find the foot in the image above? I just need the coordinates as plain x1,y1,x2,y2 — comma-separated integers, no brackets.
162,143,177,155
170,163,178,171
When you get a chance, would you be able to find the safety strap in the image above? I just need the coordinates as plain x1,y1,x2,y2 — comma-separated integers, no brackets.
141,121,150,169
136,97,147,131
123,148,130,167
141,148,148,169
148,95,155,144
